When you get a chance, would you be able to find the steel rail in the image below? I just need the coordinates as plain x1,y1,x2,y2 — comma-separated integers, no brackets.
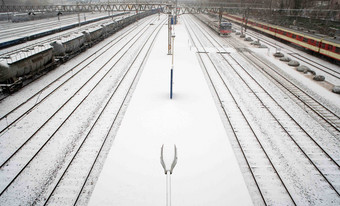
0,16,159,197
184,15,296,206
191,14,340,196
0,16,153,135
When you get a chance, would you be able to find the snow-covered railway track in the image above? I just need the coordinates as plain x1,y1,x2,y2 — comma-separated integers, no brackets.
232,24,340,79
287,52,340,78
0,13,105,37
0,14,127,58
184,15,293,206
186,14,340,205
0,15,165,205
224,53,340,190
0,16,154,135
192,15,340,139
0,18,79,39
238,51,340,137
42,18,165,206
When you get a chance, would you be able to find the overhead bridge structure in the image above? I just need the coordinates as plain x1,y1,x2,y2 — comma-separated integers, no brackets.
0,3,166,13
0,3,339,21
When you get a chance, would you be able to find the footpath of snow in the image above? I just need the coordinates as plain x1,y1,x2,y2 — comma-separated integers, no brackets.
88,19,253,205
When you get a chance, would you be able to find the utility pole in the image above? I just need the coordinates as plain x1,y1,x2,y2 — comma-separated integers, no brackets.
168,12,172,55
219,7,222,30
78,12,80,27
170,32,175,99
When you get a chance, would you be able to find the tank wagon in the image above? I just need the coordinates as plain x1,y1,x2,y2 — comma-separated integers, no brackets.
50,33,85,59
82,26,104,45
0,45,54,92
0,9,161,93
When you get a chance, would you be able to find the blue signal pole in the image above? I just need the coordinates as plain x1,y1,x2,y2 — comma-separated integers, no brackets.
170,32,175,99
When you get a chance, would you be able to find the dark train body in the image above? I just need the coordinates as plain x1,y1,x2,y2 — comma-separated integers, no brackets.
0,9,160,93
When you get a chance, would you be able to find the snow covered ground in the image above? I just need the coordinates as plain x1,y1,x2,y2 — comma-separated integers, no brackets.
0,12,133,57
88,15,253,206
0,12,339,206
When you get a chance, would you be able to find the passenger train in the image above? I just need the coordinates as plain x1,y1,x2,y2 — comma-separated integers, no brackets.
194,14,232,36
222,13,340,61
219,22,232,35
0,9,160,93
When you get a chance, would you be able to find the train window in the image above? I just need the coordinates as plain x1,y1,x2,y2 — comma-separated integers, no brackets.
292,34,296,39
328,45,333,50
321,43,325,48
303,38,308,42
336,47,340,54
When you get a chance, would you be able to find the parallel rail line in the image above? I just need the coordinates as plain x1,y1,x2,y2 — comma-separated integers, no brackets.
184,15,295,205
0,16,154,136
188,14,340,204
0,16,158,197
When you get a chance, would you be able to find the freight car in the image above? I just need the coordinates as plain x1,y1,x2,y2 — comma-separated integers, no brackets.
0,9,161,93
82,26,104,45
50,33,86,59
0,45,54,92
222,13,340,61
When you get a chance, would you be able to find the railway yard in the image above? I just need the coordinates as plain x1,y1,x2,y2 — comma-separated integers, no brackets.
0,7,339,206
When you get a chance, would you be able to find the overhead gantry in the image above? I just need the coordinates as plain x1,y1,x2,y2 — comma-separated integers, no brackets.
0,2,338,22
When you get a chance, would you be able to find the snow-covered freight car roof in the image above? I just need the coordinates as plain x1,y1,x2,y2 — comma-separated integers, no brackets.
0,44,52,65
59,33,84,44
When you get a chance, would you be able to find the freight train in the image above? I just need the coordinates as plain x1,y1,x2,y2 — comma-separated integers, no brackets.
0,9,160,93
222,13,340,61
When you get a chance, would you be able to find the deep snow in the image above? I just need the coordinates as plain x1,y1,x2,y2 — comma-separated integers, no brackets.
88,16,253,206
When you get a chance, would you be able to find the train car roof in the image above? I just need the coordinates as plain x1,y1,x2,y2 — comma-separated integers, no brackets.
276,26,340,45
0,45,52,65
58,33,84,44
224,13,340,46
221,21,231,23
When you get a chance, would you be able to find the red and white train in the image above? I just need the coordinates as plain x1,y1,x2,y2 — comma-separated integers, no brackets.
195,14,232,36
223,13,340,61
